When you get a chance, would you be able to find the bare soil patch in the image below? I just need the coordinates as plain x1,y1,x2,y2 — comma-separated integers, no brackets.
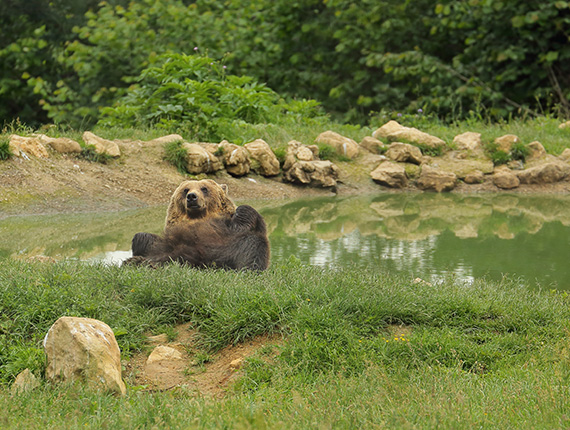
124,323,281,398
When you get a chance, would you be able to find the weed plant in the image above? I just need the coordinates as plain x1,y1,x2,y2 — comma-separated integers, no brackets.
0,139,11,161
1,258,570,428
163,140,189,174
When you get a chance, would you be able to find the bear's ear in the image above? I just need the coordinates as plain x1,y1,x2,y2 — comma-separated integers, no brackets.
220,184,229,195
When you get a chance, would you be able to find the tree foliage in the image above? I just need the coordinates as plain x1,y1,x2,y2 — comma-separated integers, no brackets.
1,0,569,127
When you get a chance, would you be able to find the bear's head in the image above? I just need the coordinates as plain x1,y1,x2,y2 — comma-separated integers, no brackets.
165,179,237,228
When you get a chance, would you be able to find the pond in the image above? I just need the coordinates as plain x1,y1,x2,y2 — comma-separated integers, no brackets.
2,193,569,290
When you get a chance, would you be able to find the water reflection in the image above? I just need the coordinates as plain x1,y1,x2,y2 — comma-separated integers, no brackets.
1,193,569,289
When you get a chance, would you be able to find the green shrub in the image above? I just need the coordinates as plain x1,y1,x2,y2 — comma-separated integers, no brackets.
99,52,300,141
511,141,531,162
0,139,12,160
163,140,188,174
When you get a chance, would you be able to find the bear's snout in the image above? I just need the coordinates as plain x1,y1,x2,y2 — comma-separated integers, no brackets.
187,192,198,202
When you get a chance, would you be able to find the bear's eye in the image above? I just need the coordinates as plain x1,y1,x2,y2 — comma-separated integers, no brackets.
200,187,208,194
183,188,189,195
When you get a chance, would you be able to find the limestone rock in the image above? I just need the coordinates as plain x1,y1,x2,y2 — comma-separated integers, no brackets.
559,120,570,129
82,132,121,157
146,345,184,364
36,134,82,154
244,139,280,176
9,135,49,158
229,358,244,370
516,161,570,184
44,316,126,395
373,120,445,148
283,141,339,188
145,134,184,146
182,142,223,174
453,132,482,152
558,148,570,163
145,345,186,390
359,136,385,154
464,170,485,184
314,130,359,159
372,120,404,139
493,168,520,189
526,141,546,162
417,165,457,192
428,152,494,179
494,134,519,153
11,369,40,394
370,161,408,188
219,140,250,176
386,142,422,165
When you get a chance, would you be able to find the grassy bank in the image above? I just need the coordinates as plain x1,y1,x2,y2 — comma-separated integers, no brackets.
1,259,570,428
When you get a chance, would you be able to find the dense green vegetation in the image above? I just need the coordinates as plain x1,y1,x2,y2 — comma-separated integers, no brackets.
1,0,569,129
1,259,570,427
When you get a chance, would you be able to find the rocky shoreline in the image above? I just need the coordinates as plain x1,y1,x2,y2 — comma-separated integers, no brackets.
2,120,570,217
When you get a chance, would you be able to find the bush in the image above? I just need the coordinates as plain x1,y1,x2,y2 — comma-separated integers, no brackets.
163,140,188,174
99,52,321,142
0,139,11,161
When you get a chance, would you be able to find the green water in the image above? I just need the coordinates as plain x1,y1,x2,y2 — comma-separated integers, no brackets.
2,193,569,289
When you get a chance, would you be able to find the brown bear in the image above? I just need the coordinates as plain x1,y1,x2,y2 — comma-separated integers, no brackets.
165,179,237,228
124,180,270,270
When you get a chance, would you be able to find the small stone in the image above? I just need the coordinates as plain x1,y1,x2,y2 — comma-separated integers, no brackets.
559,120,570,129
229,358,243,370
11,369,40,395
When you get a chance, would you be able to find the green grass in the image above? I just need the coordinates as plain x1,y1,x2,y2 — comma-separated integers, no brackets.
1,259,570,428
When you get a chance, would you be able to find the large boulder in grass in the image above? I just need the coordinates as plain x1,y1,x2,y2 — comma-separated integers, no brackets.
44,317,126,395
516,160,570,184
218,140,250,177
283,140,339,188
82,132,121,157
182,143,223,174
416,165,457,192
314,130,359,159
244,139,280,176
372,120,445,149
370,161,408,189
9,135,49,158
385,142,423,165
